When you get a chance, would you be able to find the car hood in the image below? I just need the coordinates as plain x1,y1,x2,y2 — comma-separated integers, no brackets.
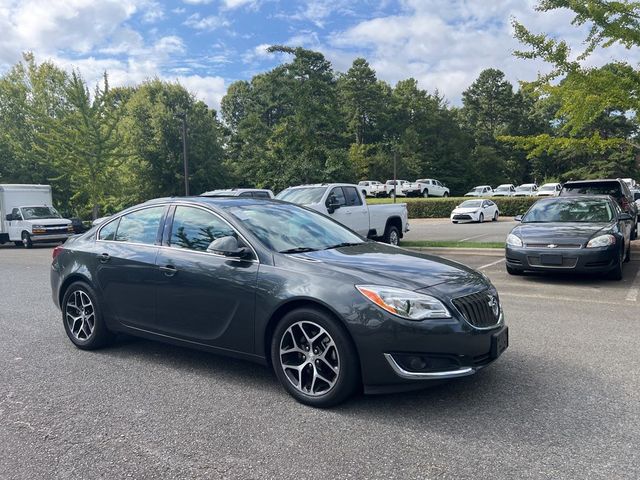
453,207,480,213
285,242,485,290
512,222,612,244
25,218,70,225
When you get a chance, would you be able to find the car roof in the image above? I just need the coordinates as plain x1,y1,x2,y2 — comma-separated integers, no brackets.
563,179,622,185
536,194,614,202
142,196,282,209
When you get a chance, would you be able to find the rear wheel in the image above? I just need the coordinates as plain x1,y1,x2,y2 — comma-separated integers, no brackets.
422,189,429,198
492,211,499,222
14,241,22,247
383,225,400,245
62,282,114,349
452,220,458,224
389,190,396,200
624,242,631,262
271,307,360,408
21,232,33,249
443,192,449,197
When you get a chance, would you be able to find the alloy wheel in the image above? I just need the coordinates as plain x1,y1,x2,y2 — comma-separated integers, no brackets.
389,229,399,245
279,320,340,397
65,290,95,341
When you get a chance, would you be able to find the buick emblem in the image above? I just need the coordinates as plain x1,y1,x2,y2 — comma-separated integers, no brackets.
546,244,558,248
487,295,500,318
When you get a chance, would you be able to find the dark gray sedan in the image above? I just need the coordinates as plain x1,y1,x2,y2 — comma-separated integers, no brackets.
51,197,508,407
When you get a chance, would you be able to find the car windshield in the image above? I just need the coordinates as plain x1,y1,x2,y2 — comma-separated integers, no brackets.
470,187,484,193
495,186,510,191
459,200,482,208
540,185,555,191
562,182,622,199
203,190,235,196
522,199,614,223
276,187,326,205
21,206,61,219
515,186,531,192
226,203,364,253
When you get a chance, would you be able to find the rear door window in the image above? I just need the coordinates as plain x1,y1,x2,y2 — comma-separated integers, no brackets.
115,206,165,245
98,218,120,241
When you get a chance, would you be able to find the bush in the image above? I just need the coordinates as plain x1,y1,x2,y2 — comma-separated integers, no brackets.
368,196,539,219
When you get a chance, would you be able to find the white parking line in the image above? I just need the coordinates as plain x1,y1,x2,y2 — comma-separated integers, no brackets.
478,258,505,270
625,266,640,302
459,233,489,242
501,291,623,307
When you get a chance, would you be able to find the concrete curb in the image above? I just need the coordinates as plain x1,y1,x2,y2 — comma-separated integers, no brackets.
405,247,504,256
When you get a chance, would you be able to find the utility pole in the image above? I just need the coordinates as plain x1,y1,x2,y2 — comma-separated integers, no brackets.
393,149,397,204
176,112,189,196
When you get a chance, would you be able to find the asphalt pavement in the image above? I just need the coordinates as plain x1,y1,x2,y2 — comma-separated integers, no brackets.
1,245,640,479
404,217,516,243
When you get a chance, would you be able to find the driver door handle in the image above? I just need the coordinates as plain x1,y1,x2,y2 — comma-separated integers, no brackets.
159,264,178,277
97,253,110,263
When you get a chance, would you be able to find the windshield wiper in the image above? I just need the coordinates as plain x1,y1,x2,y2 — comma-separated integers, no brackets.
323,242,363,250
279,247,318,254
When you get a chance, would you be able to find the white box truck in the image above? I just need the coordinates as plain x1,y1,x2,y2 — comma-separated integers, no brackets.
0,184,73,248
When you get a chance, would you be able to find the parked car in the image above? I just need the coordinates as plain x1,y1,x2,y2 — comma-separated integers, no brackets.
622,178,637,190
357,181,384,197
514,183,538,197
450,199,499,223
276,184,409,245
0,184,73,248
464,185,493,197
384,180,411,198
506,196,632,280
51,196,508,407
537,183,562,197
493,184,516,197
405,179,450,198
201,188,274,199
559,179,639,239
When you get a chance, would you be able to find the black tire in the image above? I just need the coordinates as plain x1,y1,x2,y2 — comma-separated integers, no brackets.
609,249,624,280
631,224,638,240
443,192,449,197
14,241,22,247
361,190,367,197
21,231,33,249
624,242,631,263
492,211,499,222
270,307,360,408
506,264,522,275
422,189,429,198
452,221,458,224
478,213,484,223
389,190,396,199
383,225,400,245
61,281,114,350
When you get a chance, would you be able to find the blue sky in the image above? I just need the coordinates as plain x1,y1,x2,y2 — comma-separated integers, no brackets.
0,1,632,111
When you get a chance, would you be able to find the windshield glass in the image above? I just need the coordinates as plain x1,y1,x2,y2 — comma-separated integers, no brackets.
276,187,326,205
516,186,531,192
562,182,622,199
539,184,555,191
21,206,61,220
495,186,510,191
522,199,614,223
226,203,364,253
469,187,483,193
459,200,482,208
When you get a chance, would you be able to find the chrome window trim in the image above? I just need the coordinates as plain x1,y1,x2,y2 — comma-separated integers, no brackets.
384,354,475,379
162,202,260,263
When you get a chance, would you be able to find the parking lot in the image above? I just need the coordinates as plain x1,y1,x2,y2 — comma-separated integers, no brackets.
1,245,640,479
404,217,516,243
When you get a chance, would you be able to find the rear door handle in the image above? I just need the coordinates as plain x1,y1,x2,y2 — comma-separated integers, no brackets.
159,265,178,277
97,253,110,263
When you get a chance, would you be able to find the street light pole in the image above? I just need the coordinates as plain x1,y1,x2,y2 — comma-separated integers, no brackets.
393,149,397,204
176,112,189,196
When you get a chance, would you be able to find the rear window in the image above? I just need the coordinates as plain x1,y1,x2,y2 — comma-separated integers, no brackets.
561,182,622,199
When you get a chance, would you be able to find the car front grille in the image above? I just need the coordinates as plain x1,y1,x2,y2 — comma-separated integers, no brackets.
452,290,501,329
453,214,472,220
525,243,582,249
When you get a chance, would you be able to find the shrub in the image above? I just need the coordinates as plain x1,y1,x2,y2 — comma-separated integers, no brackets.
367,196,539,219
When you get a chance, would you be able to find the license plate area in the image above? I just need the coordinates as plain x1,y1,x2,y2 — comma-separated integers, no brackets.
541,254,563,265
491,327,509,359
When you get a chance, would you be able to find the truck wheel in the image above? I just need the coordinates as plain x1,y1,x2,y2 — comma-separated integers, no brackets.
21,232,33,249
390,191,396,200
14,241,22,247
422,189,429,198
383,225,400,246
443,192,449,197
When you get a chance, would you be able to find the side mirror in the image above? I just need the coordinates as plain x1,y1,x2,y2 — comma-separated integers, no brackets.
207,236,249,258
514,215,522,222
6,214,15,221
618,213,633,221
634,192,640,201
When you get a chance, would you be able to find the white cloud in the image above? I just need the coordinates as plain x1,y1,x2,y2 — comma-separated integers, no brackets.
173,74,227,110
182,0,214,4
184,13,229,31
222,0,256,9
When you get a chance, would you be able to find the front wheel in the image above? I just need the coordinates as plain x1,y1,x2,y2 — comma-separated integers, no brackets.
609,250,624,280
21,232,33,249
271,308,360,408
62,282,114,349
478,213,484,223
492,211,499,222
443,192,449,197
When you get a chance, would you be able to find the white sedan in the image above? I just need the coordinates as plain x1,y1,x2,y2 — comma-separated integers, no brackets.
450,199,500,223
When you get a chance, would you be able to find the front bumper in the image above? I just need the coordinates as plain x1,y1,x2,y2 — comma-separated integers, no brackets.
506,245,619,272
31,232,72,243
451,212,479,222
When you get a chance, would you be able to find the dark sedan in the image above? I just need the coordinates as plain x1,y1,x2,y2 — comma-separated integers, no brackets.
51,197,508,407
506,196,633,280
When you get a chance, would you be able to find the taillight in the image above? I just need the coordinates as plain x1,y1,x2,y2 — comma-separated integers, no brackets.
52,246,64,260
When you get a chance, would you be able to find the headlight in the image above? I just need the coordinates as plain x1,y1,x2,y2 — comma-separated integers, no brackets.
356,285,451,320
586,234,616,248
506,233,523,247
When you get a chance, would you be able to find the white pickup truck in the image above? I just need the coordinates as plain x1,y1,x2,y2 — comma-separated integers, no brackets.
276,183,409,245
0,184,73,248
